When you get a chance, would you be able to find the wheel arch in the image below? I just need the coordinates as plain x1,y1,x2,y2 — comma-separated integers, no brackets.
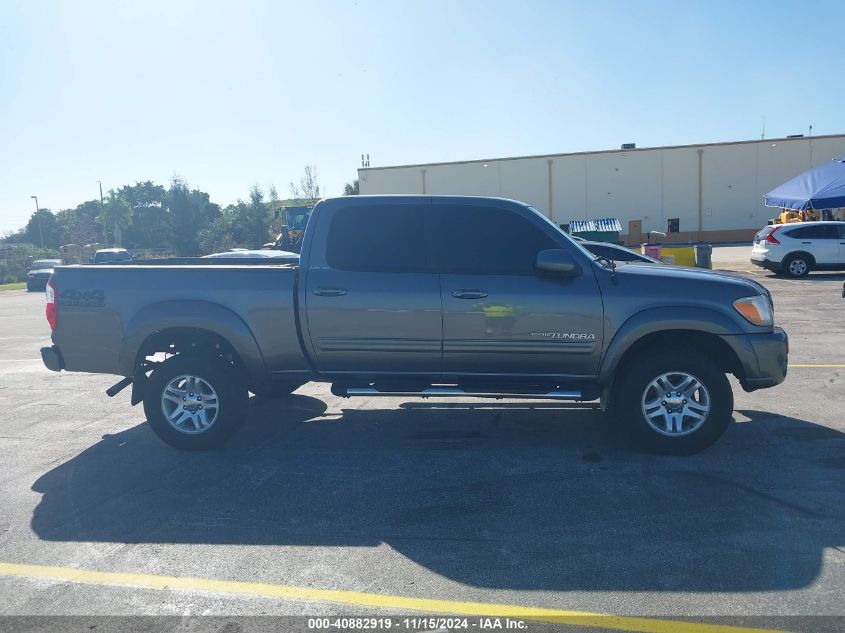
783,250,816,266
121,300,266,386
599,307,750,390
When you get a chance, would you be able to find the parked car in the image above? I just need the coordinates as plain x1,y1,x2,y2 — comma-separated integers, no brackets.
26,259,62,292
751,221,845,278
580,241,661,264
41,195,787,455
92,248,131,264
204,249,299,262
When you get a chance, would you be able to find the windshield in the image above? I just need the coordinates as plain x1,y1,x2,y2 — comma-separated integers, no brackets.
95,251,130,262
30,260,60,270
285,210,310,230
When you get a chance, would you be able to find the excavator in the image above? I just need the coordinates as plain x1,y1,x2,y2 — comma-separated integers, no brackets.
770,207,834,225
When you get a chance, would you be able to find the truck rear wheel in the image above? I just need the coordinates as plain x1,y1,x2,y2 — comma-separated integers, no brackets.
143,354,248,450
613,352,733,455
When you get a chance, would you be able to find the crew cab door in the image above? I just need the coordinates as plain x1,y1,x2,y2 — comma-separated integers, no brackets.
303,200,442,374
436,200,604,379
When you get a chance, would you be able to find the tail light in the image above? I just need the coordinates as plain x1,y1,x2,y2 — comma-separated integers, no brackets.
46,278,58,330
765,227,781,244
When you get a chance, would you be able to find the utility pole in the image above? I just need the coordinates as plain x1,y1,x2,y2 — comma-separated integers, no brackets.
30,195,43,247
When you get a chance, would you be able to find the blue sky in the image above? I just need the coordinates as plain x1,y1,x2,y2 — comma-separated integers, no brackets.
1,0,843,233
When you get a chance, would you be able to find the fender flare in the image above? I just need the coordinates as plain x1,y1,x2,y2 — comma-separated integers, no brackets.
119,300,266,382
598,306,751,385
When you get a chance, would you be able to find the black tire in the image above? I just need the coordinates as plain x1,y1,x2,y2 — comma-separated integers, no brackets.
143,354,248,450
780,253,811,278
613,351,733,455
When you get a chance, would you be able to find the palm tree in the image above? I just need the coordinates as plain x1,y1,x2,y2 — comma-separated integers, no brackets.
99,193,133,247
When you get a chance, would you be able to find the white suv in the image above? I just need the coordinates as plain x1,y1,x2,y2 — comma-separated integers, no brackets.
751,221,845,278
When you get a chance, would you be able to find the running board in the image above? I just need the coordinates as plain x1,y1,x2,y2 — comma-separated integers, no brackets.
333,386,586,400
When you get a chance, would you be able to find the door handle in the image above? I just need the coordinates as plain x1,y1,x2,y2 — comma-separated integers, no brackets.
452,289,488,299
802,241,811,244
312,287,347,297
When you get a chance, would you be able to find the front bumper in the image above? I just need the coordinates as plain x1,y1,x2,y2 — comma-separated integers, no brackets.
740,327,788,391
41,345,64,372
750,257,781,272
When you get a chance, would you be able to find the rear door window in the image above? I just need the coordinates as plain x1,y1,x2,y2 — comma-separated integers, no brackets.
787,225,838,239
325,204,433,273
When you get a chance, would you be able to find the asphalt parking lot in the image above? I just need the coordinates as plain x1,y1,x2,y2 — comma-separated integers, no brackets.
0,253,844,632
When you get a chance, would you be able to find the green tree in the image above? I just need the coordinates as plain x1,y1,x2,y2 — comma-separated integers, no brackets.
232,185,271,248
119,180,171,250
343,179,359,195
24,209,61,248
99,193,133,246
164,176,220,255
56,201,104,246
124,205,172,250
198,207,237,254
118,180,166,208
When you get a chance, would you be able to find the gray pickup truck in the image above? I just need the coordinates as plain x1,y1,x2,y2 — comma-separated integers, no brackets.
41,195,788,454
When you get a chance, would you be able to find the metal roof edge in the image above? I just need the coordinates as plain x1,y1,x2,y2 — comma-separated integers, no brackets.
358,134,845,173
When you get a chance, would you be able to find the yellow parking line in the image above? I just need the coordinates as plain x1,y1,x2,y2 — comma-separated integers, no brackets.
0,562,788,633
790,364,845,368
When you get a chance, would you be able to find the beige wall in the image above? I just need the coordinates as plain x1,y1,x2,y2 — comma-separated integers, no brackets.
359,135,845,241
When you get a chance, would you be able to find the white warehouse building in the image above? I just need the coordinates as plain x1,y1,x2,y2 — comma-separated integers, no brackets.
358,134,845,244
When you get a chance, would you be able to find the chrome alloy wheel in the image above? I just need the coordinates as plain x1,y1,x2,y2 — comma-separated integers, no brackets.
161,374,219,434
788,258,808,276
641,372,711,437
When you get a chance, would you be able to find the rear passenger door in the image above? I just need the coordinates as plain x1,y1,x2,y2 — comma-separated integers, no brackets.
787,225,839,264
436,201,604,379
303,201,442,375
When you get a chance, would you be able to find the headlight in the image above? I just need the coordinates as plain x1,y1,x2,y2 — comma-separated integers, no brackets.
733,295,773,326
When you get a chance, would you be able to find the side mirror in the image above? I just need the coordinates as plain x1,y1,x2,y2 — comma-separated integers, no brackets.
535,249,579,276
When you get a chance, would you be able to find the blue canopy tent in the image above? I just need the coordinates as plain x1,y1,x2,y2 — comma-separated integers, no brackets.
764,157,845,211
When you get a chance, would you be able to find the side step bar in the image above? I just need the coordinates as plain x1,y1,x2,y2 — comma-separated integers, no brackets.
333,386,587,400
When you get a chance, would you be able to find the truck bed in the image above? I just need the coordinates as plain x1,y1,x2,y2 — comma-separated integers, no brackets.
50,262,309,379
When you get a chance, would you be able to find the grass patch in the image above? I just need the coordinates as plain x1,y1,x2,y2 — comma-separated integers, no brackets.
0,282,26,292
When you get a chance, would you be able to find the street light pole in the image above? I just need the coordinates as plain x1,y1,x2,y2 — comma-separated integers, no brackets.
30,195,43,247
97,181,107,245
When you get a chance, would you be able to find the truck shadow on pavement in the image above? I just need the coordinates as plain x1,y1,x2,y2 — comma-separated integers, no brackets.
30,396,845,593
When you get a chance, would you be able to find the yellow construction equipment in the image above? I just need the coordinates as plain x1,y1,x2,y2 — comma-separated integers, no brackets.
772,208,833,224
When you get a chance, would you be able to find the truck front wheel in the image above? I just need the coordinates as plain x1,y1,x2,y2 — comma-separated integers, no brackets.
143,354,248,450
613,352,733,455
